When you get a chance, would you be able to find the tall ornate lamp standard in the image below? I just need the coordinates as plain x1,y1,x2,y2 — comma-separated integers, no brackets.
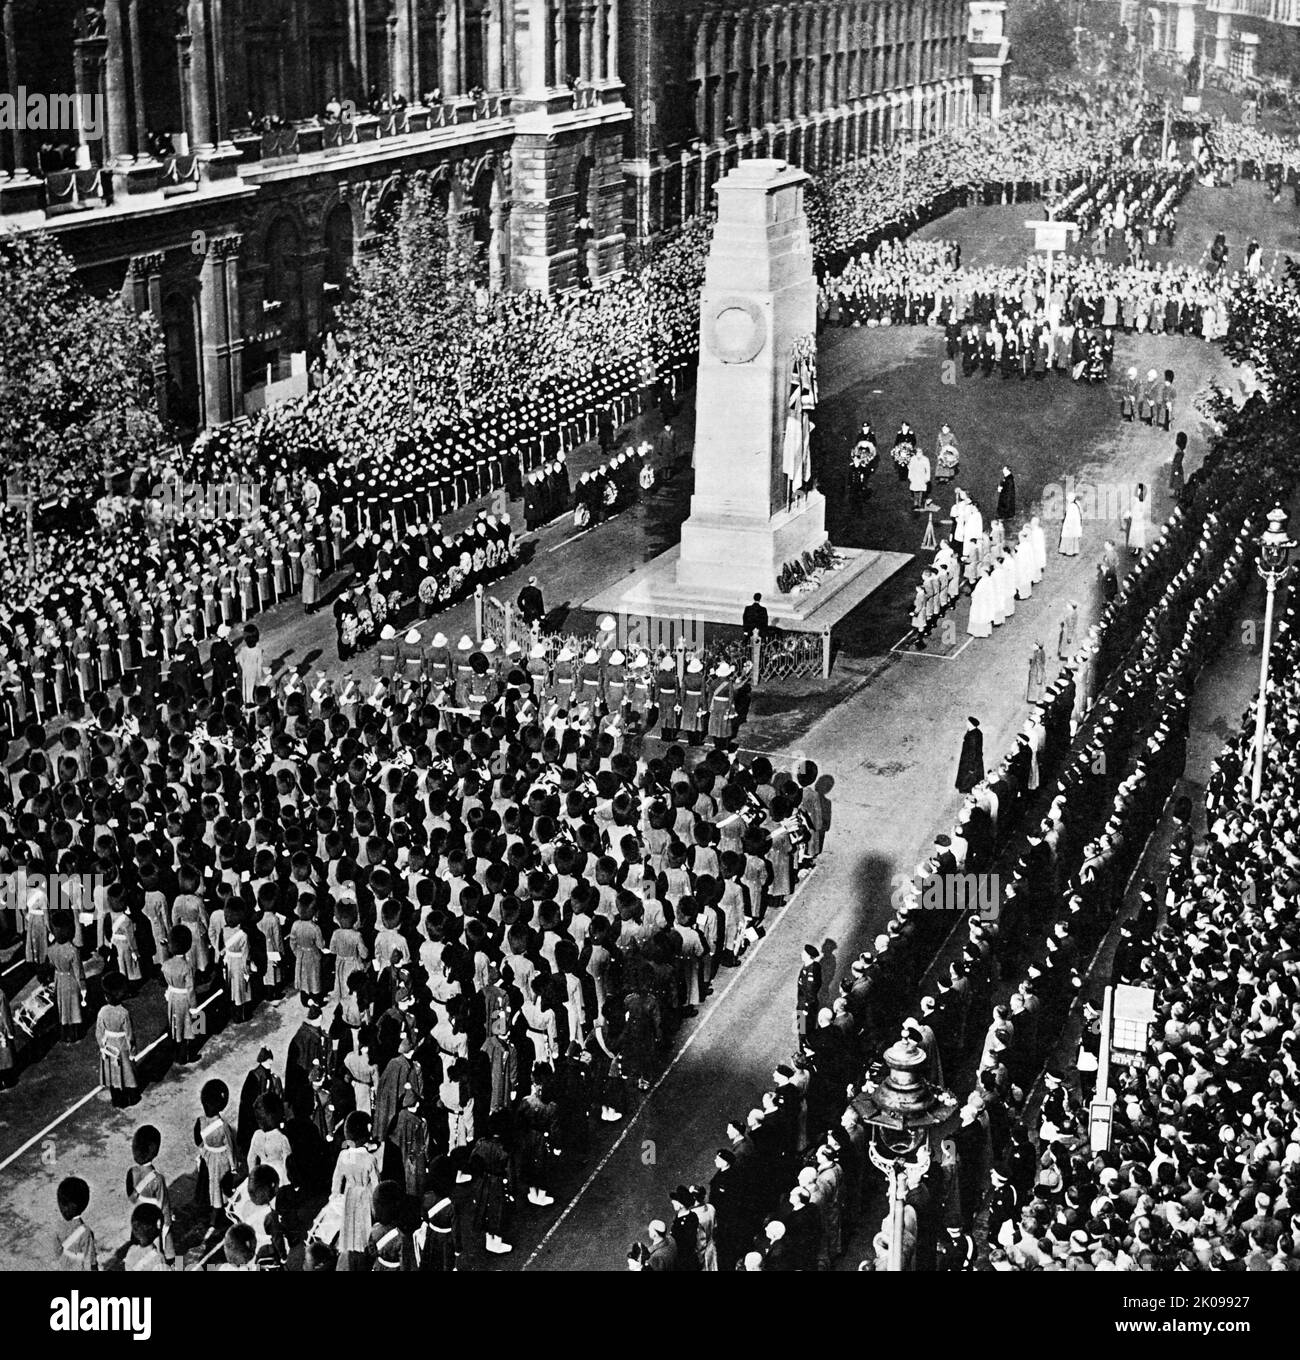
853,1038,959,1271
1251,507,1296,803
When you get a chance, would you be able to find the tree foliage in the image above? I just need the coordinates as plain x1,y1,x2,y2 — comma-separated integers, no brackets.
334,172,483,381
1011,1,1078,84
1224,259,1300,409
0,231,164,497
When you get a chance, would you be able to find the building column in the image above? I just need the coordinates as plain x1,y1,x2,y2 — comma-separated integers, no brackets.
522,0,548,91
2,0,32,178
991,71,1002,119
591,0,605,83
125,252,168,419
486,0,503,89
713,14,728,140
102,0,132,162
200,233,244,428
394,0,415,100
347,0,368,100
553,0,568,87
128,0,155,157
604,0,618,83
185,0,213,152
578,0,594,82
208,0,232,145
441,0,462,95
1214,13,1232,69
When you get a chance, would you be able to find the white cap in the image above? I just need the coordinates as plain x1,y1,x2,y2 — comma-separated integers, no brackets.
457,635,473,651
630,651,649,669
557,646,574,663
584,648,600,664
481,638,497,653
380,624,397,641
404,629,421,645
431,632,448,648
529,643,547,660
687,658,703,674
609,650,625,665
715,662,733,678
659,656,675,671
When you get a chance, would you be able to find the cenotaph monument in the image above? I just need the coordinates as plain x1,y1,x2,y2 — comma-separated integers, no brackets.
585,159,903,628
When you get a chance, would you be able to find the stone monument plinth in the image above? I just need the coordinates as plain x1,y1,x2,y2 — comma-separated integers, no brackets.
585,159,907,630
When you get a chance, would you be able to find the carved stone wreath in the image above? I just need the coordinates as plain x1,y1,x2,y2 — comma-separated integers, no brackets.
704,296,767,365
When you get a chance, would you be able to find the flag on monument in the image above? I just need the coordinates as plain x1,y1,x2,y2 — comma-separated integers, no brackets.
782,381,804,488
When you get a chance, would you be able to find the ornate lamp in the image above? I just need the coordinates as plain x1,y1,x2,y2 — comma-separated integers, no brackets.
1251,507,1296,802
853,1037,960,1271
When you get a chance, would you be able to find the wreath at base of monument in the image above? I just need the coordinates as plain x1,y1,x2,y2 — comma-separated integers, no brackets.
777,543,840,594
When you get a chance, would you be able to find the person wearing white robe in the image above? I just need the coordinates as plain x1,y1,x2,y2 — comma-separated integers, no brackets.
1059,494,1083,556
1127,484,1148,556
997,554,1017,620
934,540,959,606
990,518,1005,554
1029,516,1047,581
1014,530,1035,599
988,564,1007,627
951,492,970,554
968,568,995,638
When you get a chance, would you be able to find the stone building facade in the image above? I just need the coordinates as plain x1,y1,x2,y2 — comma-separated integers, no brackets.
619,0,976,239
1,1,988,429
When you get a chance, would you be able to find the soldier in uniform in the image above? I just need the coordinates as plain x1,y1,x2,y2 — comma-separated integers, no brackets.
707,662,736,748
578,647,604,714
549,645,577,714
653,655,679,739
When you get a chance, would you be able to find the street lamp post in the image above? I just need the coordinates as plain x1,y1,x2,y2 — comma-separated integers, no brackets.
1251,507,1296,803
853,1037,959,1272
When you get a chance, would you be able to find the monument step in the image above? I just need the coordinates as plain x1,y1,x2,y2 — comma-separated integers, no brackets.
584,545,912,631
